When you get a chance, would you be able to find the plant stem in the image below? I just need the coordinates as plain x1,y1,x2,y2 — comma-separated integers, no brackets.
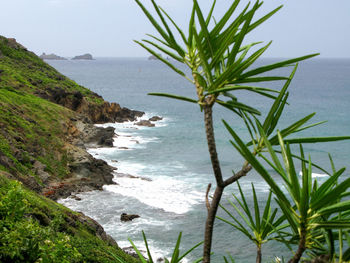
202,104,224,263
203,186,224,263
203,105,224,187
202,104,252,262
256,244,262,263
288,226,307,263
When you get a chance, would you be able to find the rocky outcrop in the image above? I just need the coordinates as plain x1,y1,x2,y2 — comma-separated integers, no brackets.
78,100,144,123
120,213,140,222
116,173,152,181
149,116,163,121
39,52,67,60
135,120,155,127
34,87,144,123
6,38,27,50
41,147,115,201
40,117,121,200
72,53,94,60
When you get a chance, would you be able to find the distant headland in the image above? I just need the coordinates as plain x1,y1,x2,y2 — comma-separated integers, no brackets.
39,52,94,60
72,53,94,60
39,52,67,60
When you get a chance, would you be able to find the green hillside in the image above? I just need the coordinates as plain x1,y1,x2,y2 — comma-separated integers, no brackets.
0,36,138,262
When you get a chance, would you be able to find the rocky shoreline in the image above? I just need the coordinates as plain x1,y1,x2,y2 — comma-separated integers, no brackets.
0,36,149,262
41,112,164,201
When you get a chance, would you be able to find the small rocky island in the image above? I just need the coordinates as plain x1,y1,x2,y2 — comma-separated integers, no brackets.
148,55,159,60
72,53,94,60
39,52,67,60
148,54,170,61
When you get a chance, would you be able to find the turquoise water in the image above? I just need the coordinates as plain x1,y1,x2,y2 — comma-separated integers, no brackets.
52,58,350,262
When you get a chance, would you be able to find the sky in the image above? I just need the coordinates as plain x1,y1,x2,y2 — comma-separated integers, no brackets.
1,0,350,58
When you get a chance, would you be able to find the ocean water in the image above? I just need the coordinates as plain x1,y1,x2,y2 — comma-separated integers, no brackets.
51,57,350,262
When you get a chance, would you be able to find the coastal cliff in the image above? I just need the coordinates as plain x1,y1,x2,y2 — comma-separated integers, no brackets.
0,36,140,262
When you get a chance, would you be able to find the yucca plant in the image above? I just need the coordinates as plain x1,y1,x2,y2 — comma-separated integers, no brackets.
225,120,350,262
134,0,319,261
128,231,203,263
223,253,236,263
218,182,287,263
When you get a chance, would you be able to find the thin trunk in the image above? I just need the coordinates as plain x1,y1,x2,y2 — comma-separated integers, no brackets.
201,104,252,262
203,105,223,186
288,227,307,263
256,244,262,263
202,105,224,263
203,186,224,263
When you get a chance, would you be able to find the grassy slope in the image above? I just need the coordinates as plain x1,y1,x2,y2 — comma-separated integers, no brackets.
0,85,71,180
0,173,138,263
0,37,138,262
0,35,100,183
0,36,102,102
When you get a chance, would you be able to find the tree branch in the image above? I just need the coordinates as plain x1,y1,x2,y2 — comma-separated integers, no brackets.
224,164,252,187
205,183,212,212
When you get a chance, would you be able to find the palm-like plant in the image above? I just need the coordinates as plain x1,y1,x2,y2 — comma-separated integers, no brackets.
225,120,350,262
134,0,318,261
218,182,287,263
128,231,203,263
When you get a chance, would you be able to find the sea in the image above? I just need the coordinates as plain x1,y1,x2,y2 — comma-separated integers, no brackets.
49,57,350,262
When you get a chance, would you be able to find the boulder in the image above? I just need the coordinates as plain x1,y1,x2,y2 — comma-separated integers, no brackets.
120,213,140,222
135,120,155,127
149,116,163,122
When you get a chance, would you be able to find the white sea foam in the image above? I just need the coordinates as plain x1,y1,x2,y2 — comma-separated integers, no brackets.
117,239,180,263
299,171,328,178
64,115,202,259
95,111,171,130
88,117,203,215
113,161,147,177
104,176,203,214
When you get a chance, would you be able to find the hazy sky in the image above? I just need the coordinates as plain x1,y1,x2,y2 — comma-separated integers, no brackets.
1,0,350,58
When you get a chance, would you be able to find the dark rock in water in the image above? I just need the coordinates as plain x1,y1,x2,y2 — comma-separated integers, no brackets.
135,120,155,127
118,147,129,150
116,173,152,181
39,52,67,60
149,116,163,122
71,195,82,201
120,213,140,222
72,53,94,60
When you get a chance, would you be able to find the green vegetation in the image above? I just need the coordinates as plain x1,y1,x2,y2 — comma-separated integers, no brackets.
0,174,138,263
133,0,350,262
0,36,102,102
0,85,71,180
0,35,104,183
0,37,138,262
